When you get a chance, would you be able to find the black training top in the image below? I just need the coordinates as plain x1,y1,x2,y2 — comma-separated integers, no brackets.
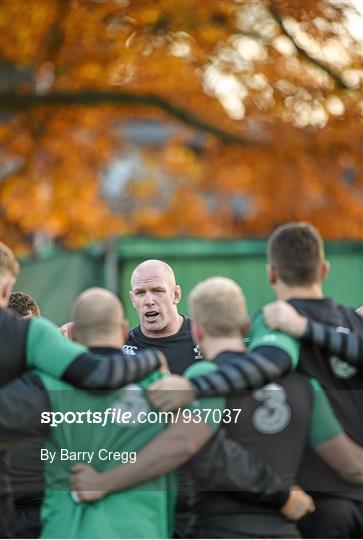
124,316,202,374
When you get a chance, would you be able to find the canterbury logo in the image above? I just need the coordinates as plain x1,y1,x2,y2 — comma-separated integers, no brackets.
122,345,138,356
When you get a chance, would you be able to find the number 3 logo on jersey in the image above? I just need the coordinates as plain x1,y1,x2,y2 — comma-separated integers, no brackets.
111,383,149,427
252,383,291,434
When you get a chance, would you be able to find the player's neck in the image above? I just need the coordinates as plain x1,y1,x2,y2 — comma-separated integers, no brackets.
202,336,245,360
275,282,324,301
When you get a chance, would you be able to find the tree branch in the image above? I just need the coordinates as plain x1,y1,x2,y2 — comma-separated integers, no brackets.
0,90,254,146
269,4,350,90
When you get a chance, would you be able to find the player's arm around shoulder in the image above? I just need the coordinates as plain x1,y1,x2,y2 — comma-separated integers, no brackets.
249,310,301,370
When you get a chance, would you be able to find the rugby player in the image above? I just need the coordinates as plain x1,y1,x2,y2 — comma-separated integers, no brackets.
8,292,44,538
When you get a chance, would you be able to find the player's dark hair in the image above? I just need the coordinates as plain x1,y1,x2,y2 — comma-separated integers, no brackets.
268,222,324,286
9,291,40,317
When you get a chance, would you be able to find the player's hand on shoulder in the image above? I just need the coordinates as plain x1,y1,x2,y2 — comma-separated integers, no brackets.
280,485,315,521
59,321,75,340
148,375,195,412
263,301,307,337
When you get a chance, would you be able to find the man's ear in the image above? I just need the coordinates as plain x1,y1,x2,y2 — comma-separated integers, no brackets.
129,290,136,308
192,321,203,343
173,285,181,304
267,263,277,285
121,319,129,341
321,260,330,282
242,320,250,337
1,276,15,307
0,282,8,304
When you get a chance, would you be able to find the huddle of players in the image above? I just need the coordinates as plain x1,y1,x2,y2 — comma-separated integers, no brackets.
0,221,362,539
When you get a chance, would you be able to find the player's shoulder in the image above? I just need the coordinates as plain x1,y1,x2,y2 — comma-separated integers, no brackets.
0,307,29,330
125,325,143,348
127,324,142,340
249,308,269,336
335,302,363,330
29,316,60,336
181,315,192,329
0,307,16,323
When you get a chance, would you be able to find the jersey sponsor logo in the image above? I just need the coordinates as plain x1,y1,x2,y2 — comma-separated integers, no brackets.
252,383,291,434
110,383,149,427
330,356,358,379
122,345,138,356
193,344,203,360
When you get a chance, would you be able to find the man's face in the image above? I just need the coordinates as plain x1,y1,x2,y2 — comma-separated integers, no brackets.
130,270,180,335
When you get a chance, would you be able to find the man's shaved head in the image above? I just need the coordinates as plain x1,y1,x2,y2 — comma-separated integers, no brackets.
131,260,176,289
130,259,182,338
72,287,126,347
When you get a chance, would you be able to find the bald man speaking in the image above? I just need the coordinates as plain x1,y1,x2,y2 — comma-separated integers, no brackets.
124,259,202,374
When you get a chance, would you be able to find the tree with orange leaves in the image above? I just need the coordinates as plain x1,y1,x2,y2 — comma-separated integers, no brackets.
1,0,362,252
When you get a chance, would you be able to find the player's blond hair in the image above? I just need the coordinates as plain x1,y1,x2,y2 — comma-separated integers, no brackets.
189,276,248,337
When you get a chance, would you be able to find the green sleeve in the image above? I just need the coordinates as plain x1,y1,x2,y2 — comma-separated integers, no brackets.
249,311,301,369
26,317,86,378
308,378,343,446
184,361,226,433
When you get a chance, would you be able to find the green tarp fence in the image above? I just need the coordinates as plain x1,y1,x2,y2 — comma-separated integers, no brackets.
15,237,363,326
15,248,105,325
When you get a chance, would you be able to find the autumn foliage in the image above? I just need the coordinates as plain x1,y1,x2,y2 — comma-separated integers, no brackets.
1,0,362,252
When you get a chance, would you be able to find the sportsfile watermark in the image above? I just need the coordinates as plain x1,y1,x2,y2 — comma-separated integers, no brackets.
41,448,137,464
30,386,358,495
41,407,243,427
